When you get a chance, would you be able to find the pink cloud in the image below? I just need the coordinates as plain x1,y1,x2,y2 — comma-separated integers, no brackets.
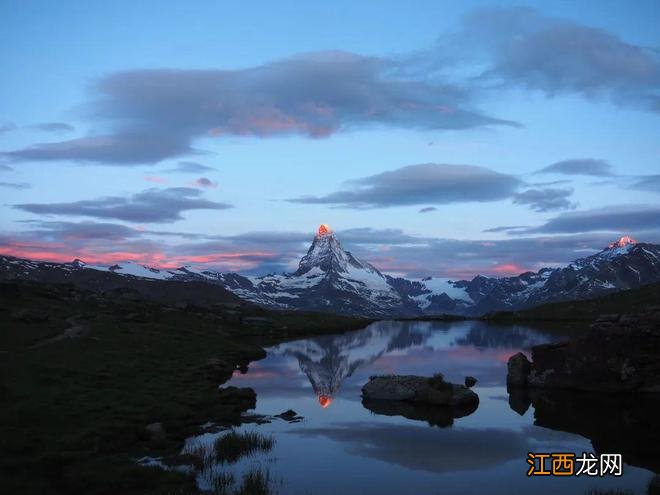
144,176,167,184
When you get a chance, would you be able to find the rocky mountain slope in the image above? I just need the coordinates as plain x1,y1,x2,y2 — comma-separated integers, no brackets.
2,228,659,317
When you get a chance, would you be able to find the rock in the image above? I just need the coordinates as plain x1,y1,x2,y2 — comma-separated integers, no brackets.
198,358,234,382
275,409,298,420
145,422,166,441
10,309,49,323
464,376,477,388
362,374,479,409
508,309,660,392
242,316,273,327
506,352,531,387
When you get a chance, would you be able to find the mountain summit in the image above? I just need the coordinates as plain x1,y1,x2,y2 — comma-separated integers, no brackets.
295,224,377,277
607,235,637,250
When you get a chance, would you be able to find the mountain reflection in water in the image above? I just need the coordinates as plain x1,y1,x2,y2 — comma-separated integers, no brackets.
264,320,555,407
221,320,657,495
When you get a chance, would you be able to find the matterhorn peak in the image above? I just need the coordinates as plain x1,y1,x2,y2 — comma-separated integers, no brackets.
607,236,637,250
317,224,332,237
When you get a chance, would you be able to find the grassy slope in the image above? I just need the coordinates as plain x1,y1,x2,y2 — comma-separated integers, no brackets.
484,282,660,322
0,281,369,495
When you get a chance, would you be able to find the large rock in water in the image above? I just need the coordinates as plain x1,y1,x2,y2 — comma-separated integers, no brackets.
362,374,479,408
506,309,660,392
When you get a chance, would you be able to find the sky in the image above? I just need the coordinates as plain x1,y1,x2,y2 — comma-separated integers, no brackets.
1,0,659,279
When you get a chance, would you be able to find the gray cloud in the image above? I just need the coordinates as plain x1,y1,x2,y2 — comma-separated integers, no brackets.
482,225,528,233
529,179,572,187
19,220,140,241
0,51,516,166
419,207,437,213
457,7,660,112
192,177,217,188
629,174,660,193
519,204,660,234
29,122,75,132
1,132,193,165
512,187,576,212
288,163,522,208
0,123,16,134
0,181,31,190
14,187,232,223
164,161,216,174
536,158,613,177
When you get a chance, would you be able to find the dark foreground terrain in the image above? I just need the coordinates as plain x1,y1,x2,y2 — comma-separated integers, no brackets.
0,280,369,494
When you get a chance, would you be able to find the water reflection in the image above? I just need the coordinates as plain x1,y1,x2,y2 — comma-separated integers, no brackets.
219,320,656,494
362,397,479,427
265,320,555,406
510,387,660,474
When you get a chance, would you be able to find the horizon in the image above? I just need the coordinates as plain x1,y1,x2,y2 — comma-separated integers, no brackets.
1,1,659,279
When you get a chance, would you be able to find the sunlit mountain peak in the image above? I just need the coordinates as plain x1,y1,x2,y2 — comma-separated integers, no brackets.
317,224,332,236
607,236,638,249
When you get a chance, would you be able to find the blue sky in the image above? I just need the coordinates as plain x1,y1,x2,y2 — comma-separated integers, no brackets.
1,0,659,277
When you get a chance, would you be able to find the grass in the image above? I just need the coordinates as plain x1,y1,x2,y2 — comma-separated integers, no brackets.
214,430,276,464
0,280,367,494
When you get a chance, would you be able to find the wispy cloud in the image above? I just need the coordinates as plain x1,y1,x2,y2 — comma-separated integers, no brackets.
535,159,614,177
14,187,232,223
288,163,522,208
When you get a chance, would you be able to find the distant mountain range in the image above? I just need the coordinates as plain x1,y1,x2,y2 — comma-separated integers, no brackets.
2,227,659,317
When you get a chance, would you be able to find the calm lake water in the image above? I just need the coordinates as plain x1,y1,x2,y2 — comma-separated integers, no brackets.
183,320,659,494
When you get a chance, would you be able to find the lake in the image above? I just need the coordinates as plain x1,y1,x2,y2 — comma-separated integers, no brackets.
179,320,659,494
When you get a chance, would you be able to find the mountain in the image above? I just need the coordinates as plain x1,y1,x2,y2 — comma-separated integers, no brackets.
2,228,659,317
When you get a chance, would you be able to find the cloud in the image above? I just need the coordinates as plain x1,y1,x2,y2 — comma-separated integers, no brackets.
14,187,232,223
512,187,576,212
29,122,75,132
419,207,437,213
1,132,193,165
0,51,517,166
0,181,31,190
536,158,613,177
456,7,660,112
144,176,168,184
0,123,16,134
628,174,660,193
482,225,528,233
2,220,658,278
163,161,215,174
519,204,660,234
288,163,522,208
192,177,217,188
0,165,13,172
529,179,572,187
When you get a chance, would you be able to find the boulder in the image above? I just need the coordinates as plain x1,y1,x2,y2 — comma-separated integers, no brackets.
362,374,478,409
506,352,531,387
464,376,477,388
507,309,660,392
145,422,166,441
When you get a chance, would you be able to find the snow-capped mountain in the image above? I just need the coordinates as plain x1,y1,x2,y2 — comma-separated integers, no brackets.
2,229,659,317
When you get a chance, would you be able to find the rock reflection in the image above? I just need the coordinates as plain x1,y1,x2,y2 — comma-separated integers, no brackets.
362,397,479,427
509,388,660,473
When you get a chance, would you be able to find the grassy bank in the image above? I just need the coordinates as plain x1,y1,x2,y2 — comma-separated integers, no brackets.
483,282,660,323
0,280,369,494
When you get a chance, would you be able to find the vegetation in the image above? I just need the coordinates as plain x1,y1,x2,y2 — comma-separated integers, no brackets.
484,282,660,322
0,280,368,494
214,430,275,464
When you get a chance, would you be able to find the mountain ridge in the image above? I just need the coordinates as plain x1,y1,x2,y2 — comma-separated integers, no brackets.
2,227,659,317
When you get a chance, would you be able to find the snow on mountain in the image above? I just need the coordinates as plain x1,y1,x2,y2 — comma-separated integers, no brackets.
2,232,660,317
